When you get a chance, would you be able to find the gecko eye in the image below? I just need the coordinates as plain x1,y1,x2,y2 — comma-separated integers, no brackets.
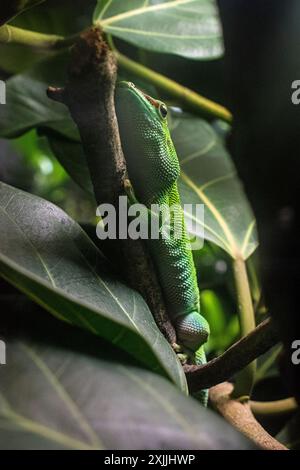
159,103,168,119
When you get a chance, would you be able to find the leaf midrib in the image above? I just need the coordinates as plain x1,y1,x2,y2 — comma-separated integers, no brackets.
181,171,239,258
0,204,56,288
119,366,198,443
0,393,100,450
0,194,144,337
98,0,198,26
104,25,219,40
21,344,103,448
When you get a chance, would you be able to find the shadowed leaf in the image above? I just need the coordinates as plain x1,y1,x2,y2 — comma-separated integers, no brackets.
0,313,256,450
0,181,186,390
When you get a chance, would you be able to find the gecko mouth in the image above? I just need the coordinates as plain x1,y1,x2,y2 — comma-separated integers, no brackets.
127,81,159,109
118,81,160,115
142,92,160,109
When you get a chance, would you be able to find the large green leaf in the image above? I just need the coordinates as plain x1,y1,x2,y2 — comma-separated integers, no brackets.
94,0,223,60
0,308,255,450
0,181,186,390
170,115,258,259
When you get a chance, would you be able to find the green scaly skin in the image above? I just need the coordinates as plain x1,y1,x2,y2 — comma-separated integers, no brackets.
115,82,210,404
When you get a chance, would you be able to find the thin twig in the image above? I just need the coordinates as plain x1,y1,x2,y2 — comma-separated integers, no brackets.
185,318,280,393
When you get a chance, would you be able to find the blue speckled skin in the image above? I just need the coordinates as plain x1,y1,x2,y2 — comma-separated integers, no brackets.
115,82,210,403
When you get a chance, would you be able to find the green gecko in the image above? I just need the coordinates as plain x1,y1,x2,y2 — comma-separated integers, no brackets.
115,82,210,403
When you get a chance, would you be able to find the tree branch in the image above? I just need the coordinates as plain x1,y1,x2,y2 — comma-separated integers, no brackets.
210,382,287,450
185,318,280,393
47,27,176,344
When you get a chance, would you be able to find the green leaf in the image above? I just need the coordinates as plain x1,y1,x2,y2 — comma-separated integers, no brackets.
201,289,238,353
94,0,223,60
0,0,96,74
0,56,79,141
0,313,256,450
0,45,50,74
170,115,258,259
193,241,230,289
276,412,300,450
255,344,282,383
47,134,94,195
0,0,44,26
0,181,186,390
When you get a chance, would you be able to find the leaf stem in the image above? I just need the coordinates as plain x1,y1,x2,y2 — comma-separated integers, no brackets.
0,24,79,49
232,257,257,399
210,382,287,450
255,343,281,382
109,40,232,122
0,24,232,123
250,398,298,417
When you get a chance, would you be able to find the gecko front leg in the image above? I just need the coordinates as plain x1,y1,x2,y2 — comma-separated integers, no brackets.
123,178,138,205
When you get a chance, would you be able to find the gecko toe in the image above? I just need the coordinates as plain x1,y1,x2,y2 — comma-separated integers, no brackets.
175,311,210,351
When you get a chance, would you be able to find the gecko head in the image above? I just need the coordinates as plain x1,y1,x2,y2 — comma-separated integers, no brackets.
115,81,180,198
116,81,169,128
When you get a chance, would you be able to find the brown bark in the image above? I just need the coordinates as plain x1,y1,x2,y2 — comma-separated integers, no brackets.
210,382,287,450
47,27,176,344
185,318,280,392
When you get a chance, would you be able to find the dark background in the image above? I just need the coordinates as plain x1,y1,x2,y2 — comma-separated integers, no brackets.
217,0,299,401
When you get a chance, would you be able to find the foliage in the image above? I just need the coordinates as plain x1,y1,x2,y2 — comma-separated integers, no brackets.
0,0,293,449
